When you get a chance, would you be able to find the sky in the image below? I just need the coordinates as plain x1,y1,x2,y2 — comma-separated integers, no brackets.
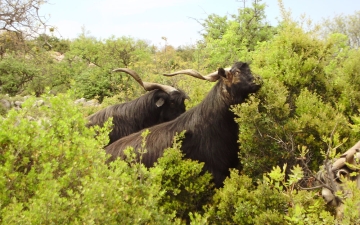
39,0,360,48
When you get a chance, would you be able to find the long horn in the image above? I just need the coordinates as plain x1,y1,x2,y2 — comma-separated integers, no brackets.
332,140,360,172
332,157,346,172
143,82,178,93
163,69,220,82
112,68,179,94
344,148,360,171
340,140,360,158
112,68,145,88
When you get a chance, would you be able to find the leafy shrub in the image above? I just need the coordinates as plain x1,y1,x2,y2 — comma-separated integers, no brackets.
73,67,114,102
265,164,335,225
201,170,288,225
0,55,39,96
0,103,7,116
0,94,176,224
340,178,360,224
154,132,214,222
236,19,354,181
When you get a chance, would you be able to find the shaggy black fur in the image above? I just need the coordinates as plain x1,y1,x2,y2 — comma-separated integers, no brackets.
87,89,187,145
105,62,262,187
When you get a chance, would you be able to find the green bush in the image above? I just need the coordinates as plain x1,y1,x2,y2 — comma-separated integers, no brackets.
201,170,288,225
0,55,39,96
2,4,360,224
154,132,214,222
0,103,7,116
265,164,335,225
235,19,355,180
0,94,176,224
73,67,114,102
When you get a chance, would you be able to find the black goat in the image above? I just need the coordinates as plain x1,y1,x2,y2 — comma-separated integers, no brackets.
87,68,188,145
105,62,262,187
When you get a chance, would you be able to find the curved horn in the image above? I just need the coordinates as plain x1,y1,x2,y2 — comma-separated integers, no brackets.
112,68,180,94
335,168,350,181
112,68,145,88
332,141,360,172
143,82,178,93
340,140,360,158
163,69,220,82
332,157,346,172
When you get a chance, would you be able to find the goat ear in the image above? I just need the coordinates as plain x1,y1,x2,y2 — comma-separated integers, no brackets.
155,98,165,107
218,68,227,78
218,68,233,86
218,68,232,79
240,62,248,68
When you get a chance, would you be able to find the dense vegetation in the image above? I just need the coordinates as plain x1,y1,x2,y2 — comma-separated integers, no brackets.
1,0,360,224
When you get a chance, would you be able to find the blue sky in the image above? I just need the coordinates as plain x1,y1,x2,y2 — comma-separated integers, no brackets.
40,0,360,47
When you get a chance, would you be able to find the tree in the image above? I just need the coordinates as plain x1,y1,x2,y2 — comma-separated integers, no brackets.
0,0,52,55
321,11,360,48
0,0,50,36
235,4,359,181
196,0,277,69
200,14,229,40
65,35,156,102
232,0,277,52
35,34,70,53
0,55,37,95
